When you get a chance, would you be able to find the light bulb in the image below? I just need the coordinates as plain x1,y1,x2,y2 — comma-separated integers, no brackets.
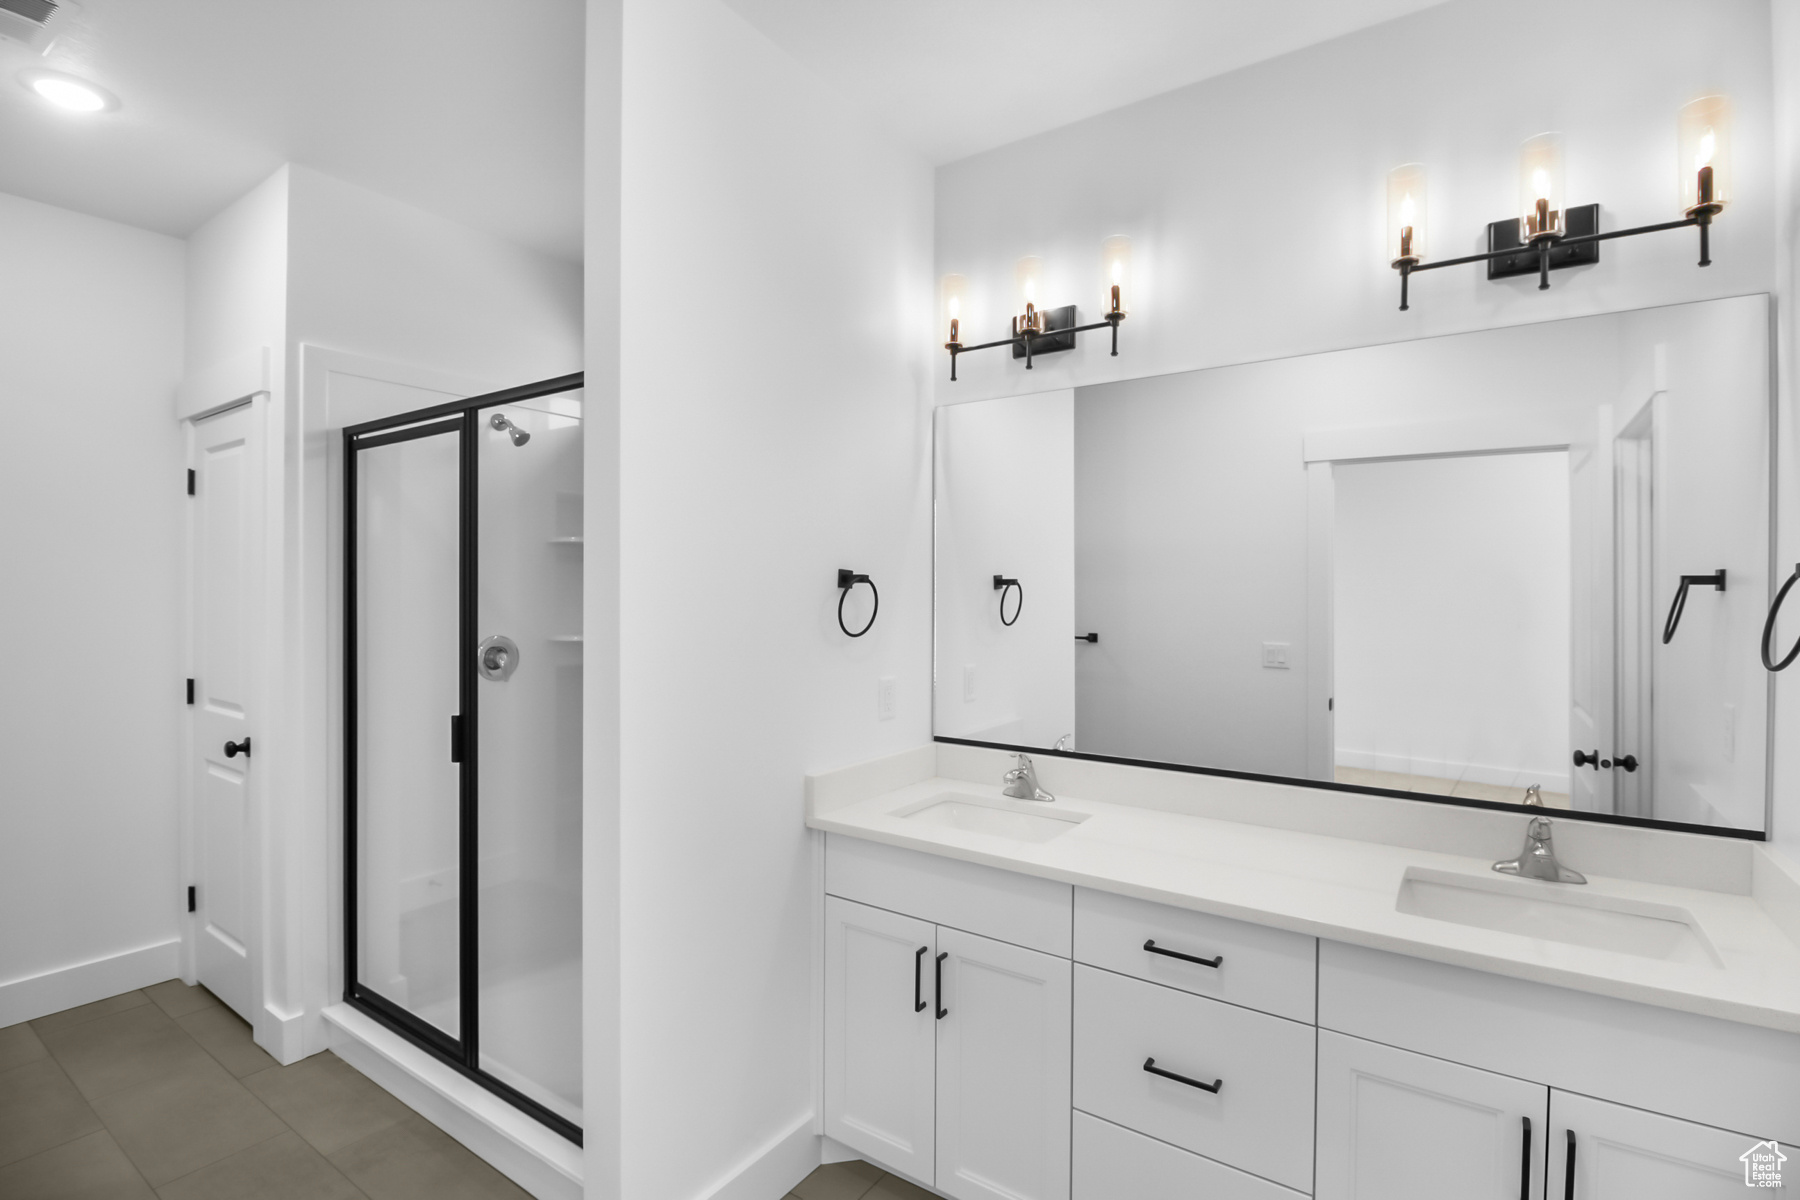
1696,129,1715,171
19,70,118,113
1533,168,1551,201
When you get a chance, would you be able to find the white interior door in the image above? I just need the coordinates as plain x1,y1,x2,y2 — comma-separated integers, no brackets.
1548,1089,1765,1198
824,896,938,1183
1316,1031,1546,1200
1568,408,1614,814
189,401,263,1022
935,926,1072,1200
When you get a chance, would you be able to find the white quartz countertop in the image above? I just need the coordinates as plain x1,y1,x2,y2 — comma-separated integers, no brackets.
807,770,1800,1034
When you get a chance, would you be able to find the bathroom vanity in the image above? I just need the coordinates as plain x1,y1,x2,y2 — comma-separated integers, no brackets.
807,744,1800,1200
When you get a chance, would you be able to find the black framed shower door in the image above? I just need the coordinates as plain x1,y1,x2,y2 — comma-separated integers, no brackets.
342,372,583,1145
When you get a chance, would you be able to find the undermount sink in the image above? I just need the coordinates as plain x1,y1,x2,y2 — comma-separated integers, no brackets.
894,793,1090,844
1395,867,1721,968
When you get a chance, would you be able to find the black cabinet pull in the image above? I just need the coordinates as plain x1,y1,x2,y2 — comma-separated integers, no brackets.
914,946,927,1013
1142,1057,1221,1093
1144,939,1223,969
1519,1116,1532,1200
224,737,252,759
934,952,948,1020
1563,1129,1576,1200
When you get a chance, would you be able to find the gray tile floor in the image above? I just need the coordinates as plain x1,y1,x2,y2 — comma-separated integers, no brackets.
785,1159,937,1200
0,980,530,1199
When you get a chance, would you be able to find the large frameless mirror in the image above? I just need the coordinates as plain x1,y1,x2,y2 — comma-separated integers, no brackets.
934,295,1773,836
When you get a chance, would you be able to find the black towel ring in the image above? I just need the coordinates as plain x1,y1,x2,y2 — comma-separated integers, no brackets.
993,575,1023,626
1762,563,1800,671
1662,569,1726,645
836,569,878,638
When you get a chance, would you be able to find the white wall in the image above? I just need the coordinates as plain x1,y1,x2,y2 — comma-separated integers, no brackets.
1333,452,1572,792
934,0,1774,404
599,0,934,1195
0,192,187,1021
935,392,1076,746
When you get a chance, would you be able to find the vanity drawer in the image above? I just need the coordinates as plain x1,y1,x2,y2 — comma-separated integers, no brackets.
1074,887,1315,1022
1073,1111,1305,1200
825,833,1072,957
1073,964,1315,1193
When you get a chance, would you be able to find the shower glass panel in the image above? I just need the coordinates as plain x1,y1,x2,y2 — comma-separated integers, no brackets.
344,376,583,1143
352,421,463,1040
475,396,584,1125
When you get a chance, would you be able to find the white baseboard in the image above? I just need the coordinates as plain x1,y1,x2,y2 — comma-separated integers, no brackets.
1335,748,1570,794
0,939,181,1028
694,1112,819,1200
323,1004,582,1200
258,1002,307,1066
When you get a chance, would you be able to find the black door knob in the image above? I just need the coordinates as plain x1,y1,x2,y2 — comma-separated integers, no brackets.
1612,754,1639,772
224,737,252,760
1573,749,1601,769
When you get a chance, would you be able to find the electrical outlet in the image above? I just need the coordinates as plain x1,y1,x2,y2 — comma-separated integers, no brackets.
1262,642,1291,669
878,676,896,721
963,664,977,703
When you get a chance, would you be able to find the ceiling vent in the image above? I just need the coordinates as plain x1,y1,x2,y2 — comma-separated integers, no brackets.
0,0,63,51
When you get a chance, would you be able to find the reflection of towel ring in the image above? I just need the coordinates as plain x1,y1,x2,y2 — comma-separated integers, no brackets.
993,575,1022,626
836,569,878,638
1762,563,1800,671
1661,569,1726,644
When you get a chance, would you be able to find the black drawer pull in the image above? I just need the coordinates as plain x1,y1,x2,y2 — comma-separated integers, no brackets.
1142,1057,1221,1093
1519,1116,1532,1200
1144,939,1222,968
1563,1128,1576,1200
914,946,927,1013
935,952,948,1020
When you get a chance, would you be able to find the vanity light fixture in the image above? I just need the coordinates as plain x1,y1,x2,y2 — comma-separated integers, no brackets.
942,239,1130,381
18,69,118,113
1390,99,1729,310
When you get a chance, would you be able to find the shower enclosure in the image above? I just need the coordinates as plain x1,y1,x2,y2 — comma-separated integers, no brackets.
343,373,583,1142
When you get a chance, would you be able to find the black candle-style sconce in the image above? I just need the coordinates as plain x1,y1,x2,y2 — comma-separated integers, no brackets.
1662,569,1726,645
836,569,878,638
941,238,1132,382
1387,99,1730,310
993,575,1023,626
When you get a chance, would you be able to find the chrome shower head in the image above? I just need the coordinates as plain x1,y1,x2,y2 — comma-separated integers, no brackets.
489,412,530,446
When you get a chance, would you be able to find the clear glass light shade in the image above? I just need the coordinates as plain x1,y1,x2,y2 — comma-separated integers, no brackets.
1519,133,1567,240
1015,256,1045,329
1100,236,1132,315
940,274,967,345
1386,165,1427,263
1678,95,1731,215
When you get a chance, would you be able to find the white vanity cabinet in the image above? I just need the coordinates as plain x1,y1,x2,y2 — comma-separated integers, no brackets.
824,838,1073,1200
1547,1091,1765,1199
1316,1031,1546,1200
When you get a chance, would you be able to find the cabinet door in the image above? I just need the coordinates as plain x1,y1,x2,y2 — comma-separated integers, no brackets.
824,897,938,1182
1548,1090,1768,1198
1317,1031,1547,1200
936,926,1072,1200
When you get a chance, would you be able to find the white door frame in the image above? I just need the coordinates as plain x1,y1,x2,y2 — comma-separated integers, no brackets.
1303,416,1573,790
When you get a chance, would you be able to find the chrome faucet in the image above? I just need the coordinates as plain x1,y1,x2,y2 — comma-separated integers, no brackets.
1493,814,1586,884
1002,753,1055,802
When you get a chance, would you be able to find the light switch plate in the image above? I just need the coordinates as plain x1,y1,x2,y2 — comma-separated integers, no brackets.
878,676,896,721
1262,642,1291,669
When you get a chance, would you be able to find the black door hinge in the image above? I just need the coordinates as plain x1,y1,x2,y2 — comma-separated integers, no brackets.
186,678,195,705
187,469,195,496
187,885,196,913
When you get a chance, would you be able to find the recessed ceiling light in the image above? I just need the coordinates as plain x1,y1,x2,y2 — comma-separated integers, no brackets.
18,69,117,113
